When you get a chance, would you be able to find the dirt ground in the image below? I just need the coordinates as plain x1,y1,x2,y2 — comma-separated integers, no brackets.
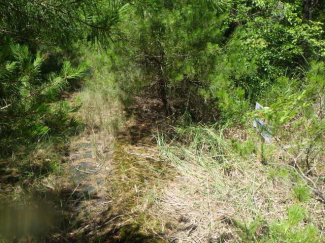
48,97,174,242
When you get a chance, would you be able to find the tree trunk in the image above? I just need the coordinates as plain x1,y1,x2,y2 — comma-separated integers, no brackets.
158,76,171,116
157,50,171,116
303,0,319,20
144,50,171,116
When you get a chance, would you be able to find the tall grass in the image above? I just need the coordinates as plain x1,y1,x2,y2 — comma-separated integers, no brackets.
154,124,324,242
76,47,124,157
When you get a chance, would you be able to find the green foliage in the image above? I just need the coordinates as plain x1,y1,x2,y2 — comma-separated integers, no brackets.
174,124,227,156
266,205,321,243
233,217,267,242
0,0,126,46
112,0,232,121
256,61,325,172
234,205,321,243
231,138,256,156
0,0,128,155
209,0,325,122
0,39,87,154
111,0,325,124
292,184,311,203
268,166,290,180
2,1,324,241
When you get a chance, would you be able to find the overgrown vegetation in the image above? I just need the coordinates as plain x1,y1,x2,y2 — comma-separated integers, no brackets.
1,0,324,242
109,0,324,241
155,124,324,242
0,0,126,154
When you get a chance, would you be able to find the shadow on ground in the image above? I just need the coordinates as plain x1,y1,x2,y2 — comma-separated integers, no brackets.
0,97,170,243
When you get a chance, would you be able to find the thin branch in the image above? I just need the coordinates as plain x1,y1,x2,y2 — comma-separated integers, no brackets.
0,103,12,111
275,137,325,204
0,28,18,35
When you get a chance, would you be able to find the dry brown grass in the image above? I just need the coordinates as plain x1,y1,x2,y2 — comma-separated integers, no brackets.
150,126,325,242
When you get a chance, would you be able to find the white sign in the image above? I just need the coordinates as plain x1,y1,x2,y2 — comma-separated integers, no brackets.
253,103,272,143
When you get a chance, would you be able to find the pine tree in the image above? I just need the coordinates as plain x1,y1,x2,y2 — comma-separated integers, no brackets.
0,0,127,154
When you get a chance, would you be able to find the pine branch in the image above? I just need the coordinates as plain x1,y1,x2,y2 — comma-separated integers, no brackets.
34,0,111,31
0,78,66,111
56,0,82,7
0,103,12,111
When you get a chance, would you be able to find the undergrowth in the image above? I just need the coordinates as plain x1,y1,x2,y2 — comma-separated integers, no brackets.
0,46,123,242
156,124,324,242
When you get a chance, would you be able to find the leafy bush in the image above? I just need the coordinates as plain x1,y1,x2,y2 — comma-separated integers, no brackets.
0,39,87,154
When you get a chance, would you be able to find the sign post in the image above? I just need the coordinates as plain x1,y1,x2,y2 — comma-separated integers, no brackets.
253,103,272,165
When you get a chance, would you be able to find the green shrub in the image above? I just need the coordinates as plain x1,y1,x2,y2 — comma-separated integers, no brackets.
292,185,311,203
234,205,322,242
266,205,321,243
